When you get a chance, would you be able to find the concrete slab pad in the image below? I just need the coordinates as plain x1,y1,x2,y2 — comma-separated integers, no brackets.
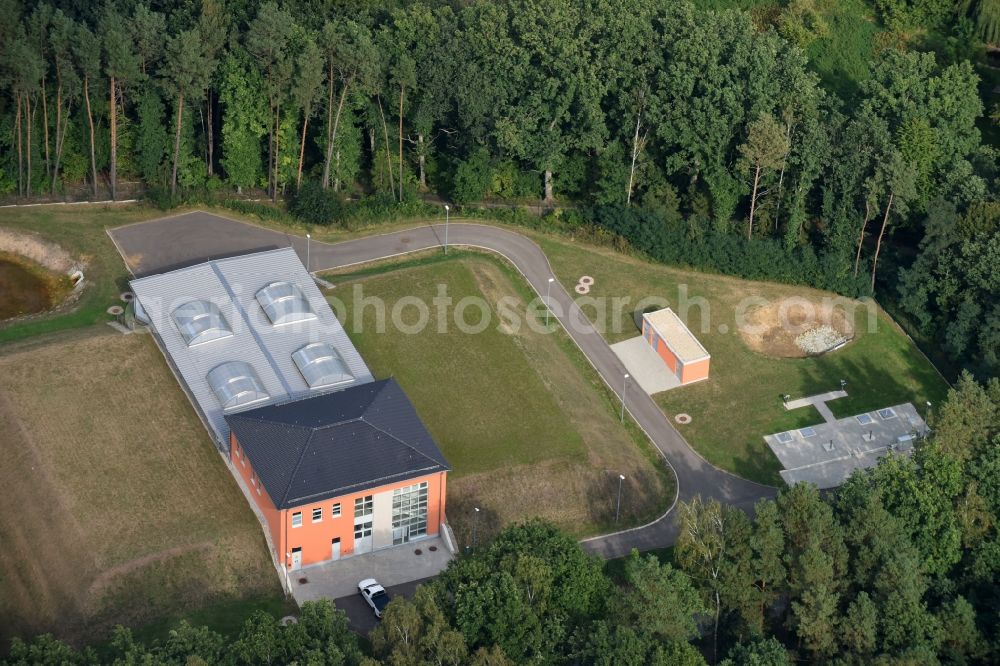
765,403,927,489
783,390,847,411
780,448,894,488
289,536,453,604
610,336,681,395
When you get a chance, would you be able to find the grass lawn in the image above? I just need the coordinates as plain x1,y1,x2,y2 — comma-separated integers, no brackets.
326,253,674,546
534,235,950,486
0,329,282,648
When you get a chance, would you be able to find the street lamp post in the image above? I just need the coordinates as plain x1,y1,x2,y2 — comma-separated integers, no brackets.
620,373,629,422
444,204,450,254
472,507,480,548
306,233,311,273
545,277,555,327
616,474,625,522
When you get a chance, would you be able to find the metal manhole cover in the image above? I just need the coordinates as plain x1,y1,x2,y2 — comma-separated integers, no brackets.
429,545,438,552
297,577,308,584
414,548,423,555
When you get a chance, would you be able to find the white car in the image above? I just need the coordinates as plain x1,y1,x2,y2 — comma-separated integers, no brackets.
358,578,391,619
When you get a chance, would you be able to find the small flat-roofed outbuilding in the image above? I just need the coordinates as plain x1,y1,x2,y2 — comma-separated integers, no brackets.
641,307,710,385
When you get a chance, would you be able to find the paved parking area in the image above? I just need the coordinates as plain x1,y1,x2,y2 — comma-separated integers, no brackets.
334,577,431,635
108,211,297,277
610,336,681,395
764,401,927,489
290,536,453,605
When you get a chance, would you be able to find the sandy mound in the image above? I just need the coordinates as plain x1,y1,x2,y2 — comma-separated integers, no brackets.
740,298,855,358
0,228,75,273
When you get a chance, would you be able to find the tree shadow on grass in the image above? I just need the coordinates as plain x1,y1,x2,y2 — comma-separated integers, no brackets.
583,466,666,533
729,443,784,487
793,353,939,420
447,494,502,552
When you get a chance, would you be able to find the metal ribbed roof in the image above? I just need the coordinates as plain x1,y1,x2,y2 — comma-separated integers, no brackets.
130,247,374,448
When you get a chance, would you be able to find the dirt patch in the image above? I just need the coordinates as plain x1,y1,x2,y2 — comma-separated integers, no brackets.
0,227,76,273
85,542,213,605
740,298,855,358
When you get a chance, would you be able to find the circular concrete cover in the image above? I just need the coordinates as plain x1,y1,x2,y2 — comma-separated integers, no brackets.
107,305,124,316
675,413,692,424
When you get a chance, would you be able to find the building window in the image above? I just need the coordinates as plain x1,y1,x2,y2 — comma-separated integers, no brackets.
312,508,322,523
392,481,429,545
354,521,372,540
331,503,341,518
292,512,302,528
354,495,373,518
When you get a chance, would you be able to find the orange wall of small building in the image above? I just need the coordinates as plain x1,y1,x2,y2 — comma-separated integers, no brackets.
231,434,448,570
680,357,710,384
643,320,679,373
642,320,709,384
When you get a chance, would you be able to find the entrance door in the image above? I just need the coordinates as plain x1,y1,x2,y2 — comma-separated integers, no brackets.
354,521,373,554
331,538,341,561
291,547,302,570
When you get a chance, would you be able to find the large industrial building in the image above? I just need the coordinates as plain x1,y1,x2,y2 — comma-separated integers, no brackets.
130,247,449,572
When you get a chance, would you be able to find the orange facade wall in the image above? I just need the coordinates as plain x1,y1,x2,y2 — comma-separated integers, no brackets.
643,320,679,373
642,320,709,385
231,433,282,549
680,357,710,384
231,434,448,570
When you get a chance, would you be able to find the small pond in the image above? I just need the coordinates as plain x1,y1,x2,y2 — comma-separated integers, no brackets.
0,256,66,321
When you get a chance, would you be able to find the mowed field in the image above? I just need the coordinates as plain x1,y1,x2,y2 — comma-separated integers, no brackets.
0,330,280,646
328,255,674,546
537,236,950,485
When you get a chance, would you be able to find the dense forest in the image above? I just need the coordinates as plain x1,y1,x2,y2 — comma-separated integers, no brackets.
5,373,999,665
0,0,998,378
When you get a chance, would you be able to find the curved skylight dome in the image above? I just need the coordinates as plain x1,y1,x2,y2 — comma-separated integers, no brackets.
255,281,317,325
207,361,270,410
172,300,233,347
292,342,354,388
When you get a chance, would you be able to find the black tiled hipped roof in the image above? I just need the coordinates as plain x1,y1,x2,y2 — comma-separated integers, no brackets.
226,379,449,509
